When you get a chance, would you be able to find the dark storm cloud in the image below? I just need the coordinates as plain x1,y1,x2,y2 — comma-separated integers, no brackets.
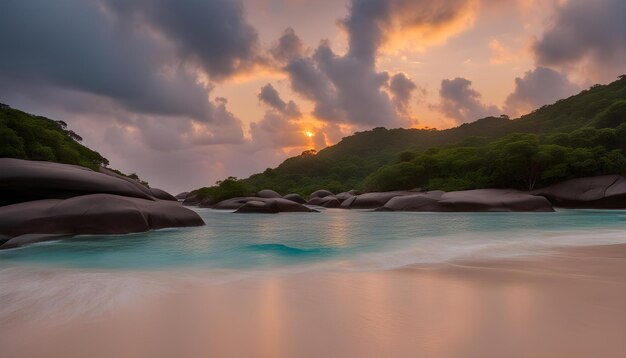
279,0,478,128
389,73,418,113
342,0,391,64
271,27,307,63
258,84,301,118
104,0,260,80
504,67,579,117
438,77,500,123
285,57,342,122
0,0,249,142
534,0,626,79
281,33,400,127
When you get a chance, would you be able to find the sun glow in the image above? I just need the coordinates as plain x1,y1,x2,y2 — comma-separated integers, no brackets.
304,131,314,138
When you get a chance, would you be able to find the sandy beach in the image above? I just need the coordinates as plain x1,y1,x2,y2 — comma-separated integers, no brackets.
2,243,626,358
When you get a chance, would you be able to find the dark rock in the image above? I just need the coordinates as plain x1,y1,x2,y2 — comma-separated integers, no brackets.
213,197,255,210
532,175,626,208
150,188,177,201
341,191,415,209
257,189,282,198
334,190,360,202
309,189,334,200
175,192,190,200
382,189,553,212
233,198,316,213
182,191,202,206
339,196,357,209
283,193,307,204
0,194,205,249
0,158,154,206
99,167,154,197
307,196,341,208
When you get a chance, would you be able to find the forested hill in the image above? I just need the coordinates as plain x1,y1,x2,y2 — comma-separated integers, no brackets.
234,75,626,196
0,104,109,170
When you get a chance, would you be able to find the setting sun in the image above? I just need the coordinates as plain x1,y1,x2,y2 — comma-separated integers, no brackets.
305,131,314,138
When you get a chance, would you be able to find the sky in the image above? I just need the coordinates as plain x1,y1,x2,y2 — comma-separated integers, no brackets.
1,0,625,194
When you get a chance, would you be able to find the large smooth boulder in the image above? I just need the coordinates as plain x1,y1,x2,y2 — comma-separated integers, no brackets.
532,175,626,208
382,189,553,212
341,191,416,209
234,198,316,214
335,190,360,202
257,189,282,199
150,188,177,201
307,196,341,208
283,193,307,204
175,192,189,200
0,158,154,205
309,190,334,199
0,194,205,249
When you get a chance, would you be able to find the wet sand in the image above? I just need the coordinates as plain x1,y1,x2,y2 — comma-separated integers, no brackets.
2,244,626,358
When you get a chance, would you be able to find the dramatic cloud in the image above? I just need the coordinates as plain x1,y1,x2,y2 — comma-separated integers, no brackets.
504,67,579,117
258,84,301,118
534,0,626,82
104,0,261,79
389,73,419,114
344,0,479,56
438,77,500,123
271,27,307,63
0,0,250,134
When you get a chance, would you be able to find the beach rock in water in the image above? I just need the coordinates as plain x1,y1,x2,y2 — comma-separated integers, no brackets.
175,192,189,200
257,189,282,199
234,198,316,213
532,175,626,208
150,188,177,201
0,194,205,249
341,191,416,209
283,193,307,204
307,196,341,208
334,190,360,202
0,158,154,205
382,189,553,212
212,197,256,210
309,189,334,199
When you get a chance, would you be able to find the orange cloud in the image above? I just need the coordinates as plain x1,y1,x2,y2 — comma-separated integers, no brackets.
381,0,479,54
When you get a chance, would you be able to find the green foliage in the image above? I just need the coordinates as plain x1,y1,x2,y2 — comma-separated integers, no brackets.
0,105,109,169
194,177,252,204
226,77,626,195
595,100,626,128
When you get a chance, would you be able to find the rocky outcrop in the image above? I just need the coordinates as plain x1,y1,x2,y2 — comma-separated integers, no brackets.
175,192,190,200
532,175,626,208
381,189,553,212
309,189,334,199
283,193,307,204
150,188,177,201
234,198,316,214
335,190,360,202
340,191,416,209
307,196,341,208
0,194,205,249
0,159,205,249
256,189,282,199
0,158,154,205
214,197,315,213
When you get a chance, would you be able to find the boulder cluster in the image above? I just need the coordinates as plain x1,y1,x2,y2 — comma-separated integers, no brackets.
179,174,626,213
0,159,204,249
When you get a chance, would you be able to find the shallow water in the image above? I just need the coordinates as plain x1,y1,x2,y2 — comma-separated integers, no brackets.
3,208,626,272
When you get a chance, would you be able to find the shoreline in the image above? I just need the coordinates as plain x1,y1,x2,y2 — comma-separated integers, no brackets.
2,243,626,357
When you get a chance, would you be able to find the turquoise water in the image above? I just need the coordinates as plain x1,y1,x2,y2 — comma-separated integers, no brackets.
2,208,626,271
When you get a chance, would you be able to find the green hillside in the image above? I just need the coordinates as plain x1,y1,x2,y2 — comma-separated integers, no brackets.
0,103,109,170
200,75,626,198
